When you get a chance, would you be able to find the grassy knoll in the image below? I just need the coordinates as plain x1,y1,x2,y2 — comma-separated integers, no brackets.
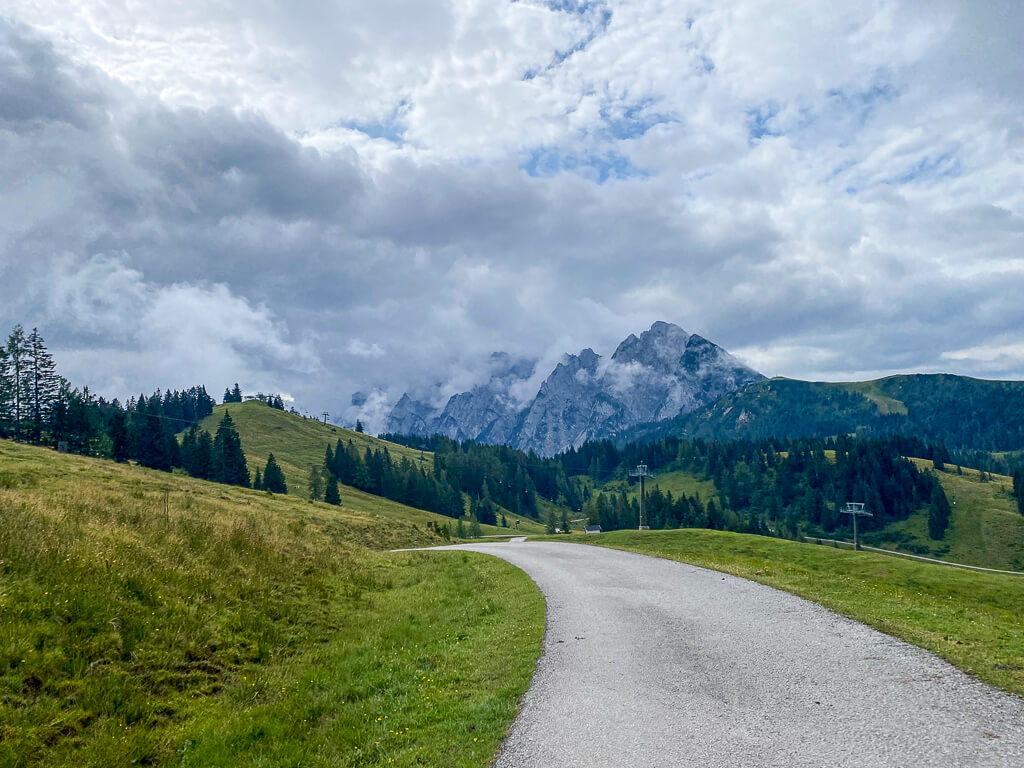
866,460,1024,571
194,401,532,537
0,440,544,767
581,528,1024,697
197,401,433,496
603,469,717,502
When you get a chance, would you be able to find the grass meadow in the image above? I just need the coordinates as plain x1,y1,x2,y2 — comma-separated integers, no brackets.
0,440,544,767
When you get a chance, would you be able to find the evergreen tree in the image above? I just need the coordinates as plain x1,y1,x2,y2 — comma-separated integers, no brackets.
253,467,263,490
0,343,12,436
1014,471,1024,517
470,515,482,538
213,411,250,487
546,509,557,534
355,419,364,433
560,508,571,534
262,453,287,494
308,465,324,501
456,517,467,538
928,481,952,540
5,325,29,438
109,411,130,462
324,474,341,505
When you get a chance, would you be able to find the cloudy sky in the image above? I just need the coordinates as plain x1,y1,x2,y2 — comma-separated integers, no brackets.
2,0,1022,429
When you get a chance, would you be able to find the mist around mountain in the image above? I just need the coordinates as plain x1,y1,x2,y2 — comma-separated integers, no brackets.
386,322,764,456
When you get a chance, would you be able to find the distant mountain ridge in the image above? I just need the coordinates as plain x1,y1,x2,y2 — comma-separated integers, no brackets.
386,322,765,455
626,374,1024,453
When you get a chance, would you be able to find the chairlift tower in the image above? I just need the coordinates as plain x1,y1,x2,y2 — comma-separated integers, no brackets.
840,502,873,550
630,464,654,530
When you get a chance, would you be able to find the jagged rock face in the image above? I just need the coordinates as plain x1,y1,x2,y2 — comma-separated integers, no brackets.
385,393,435,435
386,353,535,441
386,322,764,455
510,348,630,455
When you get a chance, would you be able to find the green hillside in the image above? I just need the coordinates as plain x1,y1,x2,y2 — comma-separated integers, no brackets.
865,460,1024,571
198,401,433,493
634,373,1024,452
602,469,716,503
195,401,545,535
0,439,544,767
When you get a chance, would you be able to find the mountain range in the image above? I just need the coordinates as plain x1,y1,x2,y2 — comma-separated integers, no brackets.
386,321,764,455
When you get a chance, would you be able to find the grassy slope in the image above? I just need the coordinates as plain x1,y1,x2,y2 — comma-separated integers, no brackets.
838,379,908,415
865,459,1024,571
198,401,433,494
196,402,538,536
600,469,716,502
0,440,544,767
582,529,1024,697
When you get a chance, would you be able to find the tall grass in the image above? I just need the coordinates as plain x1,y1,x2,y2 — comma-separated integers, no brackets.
0,440,544,767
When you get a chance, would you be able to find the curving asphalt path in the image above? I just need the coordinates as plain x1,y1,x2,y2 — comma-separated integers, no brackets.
423,540,1024,767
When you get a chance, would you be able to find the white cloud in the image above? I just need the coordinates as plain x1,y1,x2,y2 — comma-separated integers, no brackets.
1,1,1023,421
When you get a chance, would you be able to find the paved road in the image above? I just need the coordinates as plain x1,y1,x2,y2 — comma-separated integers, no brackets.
426,540,1024,767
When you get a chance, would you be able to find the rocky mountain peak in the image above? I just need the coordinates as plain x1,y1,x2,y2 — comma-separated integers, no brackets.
611,321,691,371
386,322,764,455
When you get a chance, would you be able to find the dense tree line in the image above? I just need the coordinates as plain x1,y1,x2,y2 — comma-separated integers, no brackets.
572,435,947,541
379,434,590,519
316,438,464,518
0,324,253,488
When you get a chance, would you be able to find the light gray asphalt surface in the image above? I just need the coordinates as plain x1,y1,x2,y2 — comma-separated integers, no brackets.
425,540,1024,767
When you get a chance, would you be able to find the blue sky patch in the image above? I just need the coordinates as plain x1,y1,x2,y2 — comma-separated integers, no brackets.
746,103,780,144
597,98,676,140
340,100,408,144
883,147,961,186
520,146,648,183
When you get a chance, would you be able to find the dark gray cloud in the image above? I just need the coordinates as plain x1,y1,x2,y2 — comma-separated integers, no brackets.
1,3,1023,430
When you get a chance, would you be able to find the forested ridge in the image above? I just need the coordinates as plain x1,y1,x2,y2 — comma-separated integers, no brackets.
637,375,1024,452
5,323,1021,541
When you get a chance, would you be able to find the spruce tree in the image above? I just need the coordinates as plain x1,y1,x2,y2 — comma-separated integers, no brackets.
560,508,571,534
253,467,263,490
263,453,287,494
355,419,364,433
0,343,12,436
213,411,250,487
308,465,324,501
5,325,29,439
324,474,341,505
470,515,482,538
928,481,952,540
546,509,557,534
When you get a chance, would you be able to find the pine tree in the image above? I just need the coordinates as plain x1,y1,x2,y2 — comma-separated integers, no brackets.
263,453,287,494
0,342,12,436
456,517,466,538
5,325,29,439
308,465,324,501
355,419,364,433
470,515,482,538
546,509,557,534
928,481,952,540
324,474,341,505
213,411,250,487
253,467,263,490
560,508,570,534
